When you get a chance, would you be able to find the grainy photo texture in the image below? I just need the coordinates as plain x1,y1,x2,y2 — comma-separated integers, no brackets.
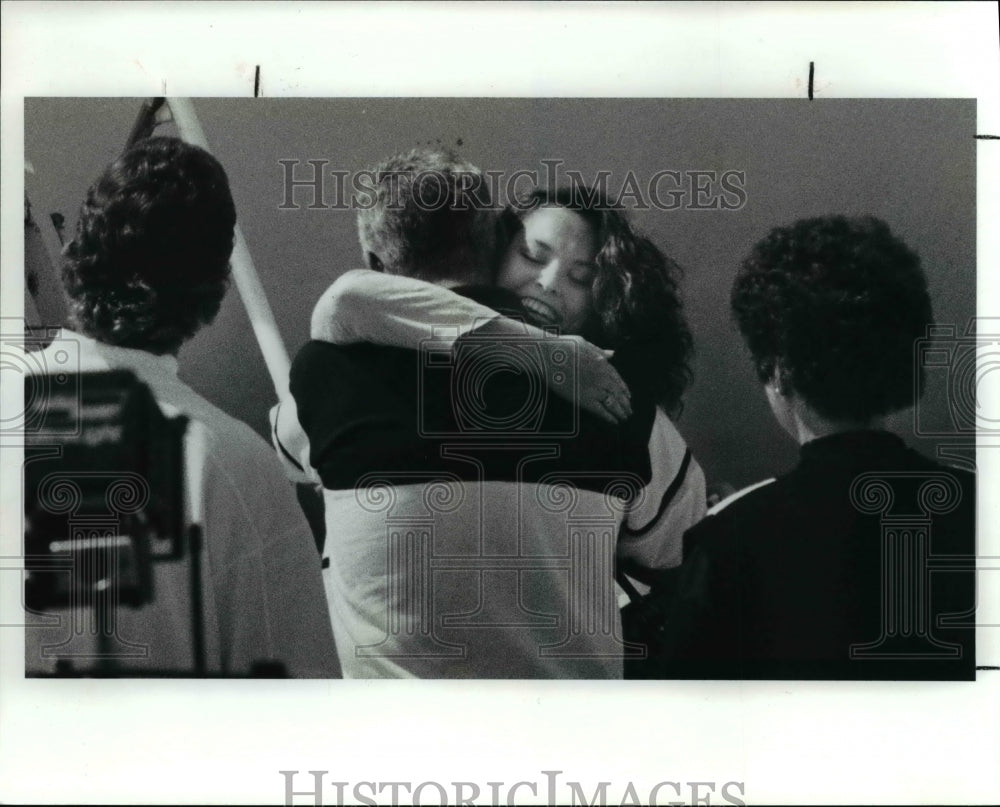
15,98,978,681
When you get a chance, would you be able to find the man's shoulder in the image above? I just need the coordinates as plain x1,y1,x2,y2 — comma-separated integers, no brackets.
862,440,976,521
296,338,391,361
183,399,310,531
171,387,287,470
295,338,414,367
901,446,976,485
291,340,419,407
896,449,976,537
683,477,782,551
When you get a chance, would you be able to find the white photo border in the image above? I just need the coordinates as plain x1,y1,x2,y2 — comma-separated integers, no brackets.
1,2,998,805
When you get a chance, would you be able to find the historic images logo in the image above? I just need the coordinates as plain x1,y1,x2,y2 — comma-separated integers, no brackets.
278,159,747,212
280,770,747,806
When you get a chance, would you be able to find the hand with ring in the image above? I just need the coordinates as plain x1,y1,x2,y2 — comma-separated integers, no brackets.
538,334,632,424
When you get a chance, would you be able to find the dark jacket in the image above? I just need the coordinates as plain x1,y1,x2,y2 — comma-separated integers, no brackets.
629,430,976,680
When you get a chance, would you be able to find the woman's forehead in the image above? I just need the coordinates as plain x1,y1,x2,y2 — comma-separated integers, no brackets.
521,205,596,249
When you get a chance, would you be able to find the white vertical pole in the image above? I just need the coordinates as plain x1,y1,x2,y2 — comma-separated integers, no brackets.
166,98,291,399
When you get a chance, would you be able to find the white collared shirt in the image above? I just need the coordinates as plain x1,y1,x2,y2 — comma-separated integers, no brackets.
25,330,339,677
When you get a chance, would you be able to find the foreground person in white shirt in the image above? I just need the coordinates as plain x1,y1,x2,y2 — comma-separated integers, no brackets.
26,136,338,677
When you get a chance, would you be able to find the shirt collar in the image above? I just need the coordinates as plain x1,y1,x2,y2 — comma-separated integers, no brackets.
57,328,180,378
799,429,905,463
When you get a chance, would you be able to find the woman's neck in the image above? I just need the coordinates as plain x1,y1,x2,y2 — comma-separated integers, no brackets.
792,404,884,445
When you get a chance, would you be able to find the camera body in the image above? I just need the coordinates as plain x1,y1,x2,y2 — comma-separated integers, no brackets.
23,370,188,611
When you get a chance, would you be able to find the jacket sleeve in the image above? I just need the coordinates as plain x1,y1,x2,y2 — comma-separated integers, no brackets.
617,410,707,585
310,269,502,347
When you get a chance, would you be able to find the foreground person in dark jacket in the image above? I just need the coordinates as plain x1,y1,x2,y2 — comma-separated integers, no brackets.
630,215,975,680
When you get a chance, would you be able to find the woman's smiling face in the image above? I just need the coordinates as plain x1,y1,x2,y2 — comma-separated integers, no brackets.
496,206,597,335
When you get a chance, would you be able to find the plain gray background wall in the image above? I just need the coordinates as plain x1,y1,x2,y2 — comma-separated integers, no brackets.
24,98,976,489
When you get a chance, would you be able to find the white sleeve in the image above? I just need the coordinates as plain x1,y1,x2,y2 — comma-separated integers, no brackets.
616,409,707,586
196,429,339,678
706,477,776,515
310,268,502,348
269,400,319,485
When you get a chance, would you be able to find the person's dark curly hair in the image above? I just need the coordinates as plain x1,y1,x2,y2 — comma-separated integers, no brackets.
61,136,236,355
730,215,933,422
356,148,495,284
501,185,694,417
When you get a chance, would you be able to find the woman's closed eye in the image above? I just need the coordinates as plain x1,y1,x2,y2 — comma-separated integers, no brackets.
519,248,543,265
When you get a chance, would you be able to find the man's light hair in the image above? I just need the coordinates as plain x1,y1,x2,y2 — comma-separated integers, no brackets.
356,148,496,283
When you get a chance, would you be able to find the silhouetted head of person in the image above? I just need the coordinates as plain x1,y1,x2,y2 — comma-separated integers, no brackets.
355,148,496,285
62,136,237,355
731,215,933,436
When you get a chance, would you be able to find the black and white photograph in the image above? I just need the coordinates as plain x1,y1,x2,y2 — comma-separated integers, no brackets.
1,2,998,805
16,95,981,682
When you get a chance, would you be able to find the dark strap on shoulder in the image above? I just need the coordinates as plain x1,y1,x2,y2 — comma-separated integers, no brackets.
623,448,692,538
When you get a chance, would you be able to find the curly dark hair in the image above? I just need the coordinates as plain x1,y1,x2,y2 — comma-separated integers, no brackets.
730,215,933,422
61,136,236,355
500,186,694,417
355,148,496,284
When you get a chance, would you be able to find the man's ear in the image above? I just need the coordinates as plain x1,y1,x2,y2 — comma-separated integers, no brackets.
366,252,384,272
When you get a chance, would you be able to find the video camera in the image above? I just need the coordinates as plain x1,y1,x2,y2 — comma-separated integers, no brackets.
22,370,201,675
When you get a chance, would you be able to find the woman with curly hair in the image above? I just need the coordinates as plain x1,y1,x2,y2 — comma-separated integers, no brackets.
634,215,975,680
495,186,693,421
307,182,706,590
